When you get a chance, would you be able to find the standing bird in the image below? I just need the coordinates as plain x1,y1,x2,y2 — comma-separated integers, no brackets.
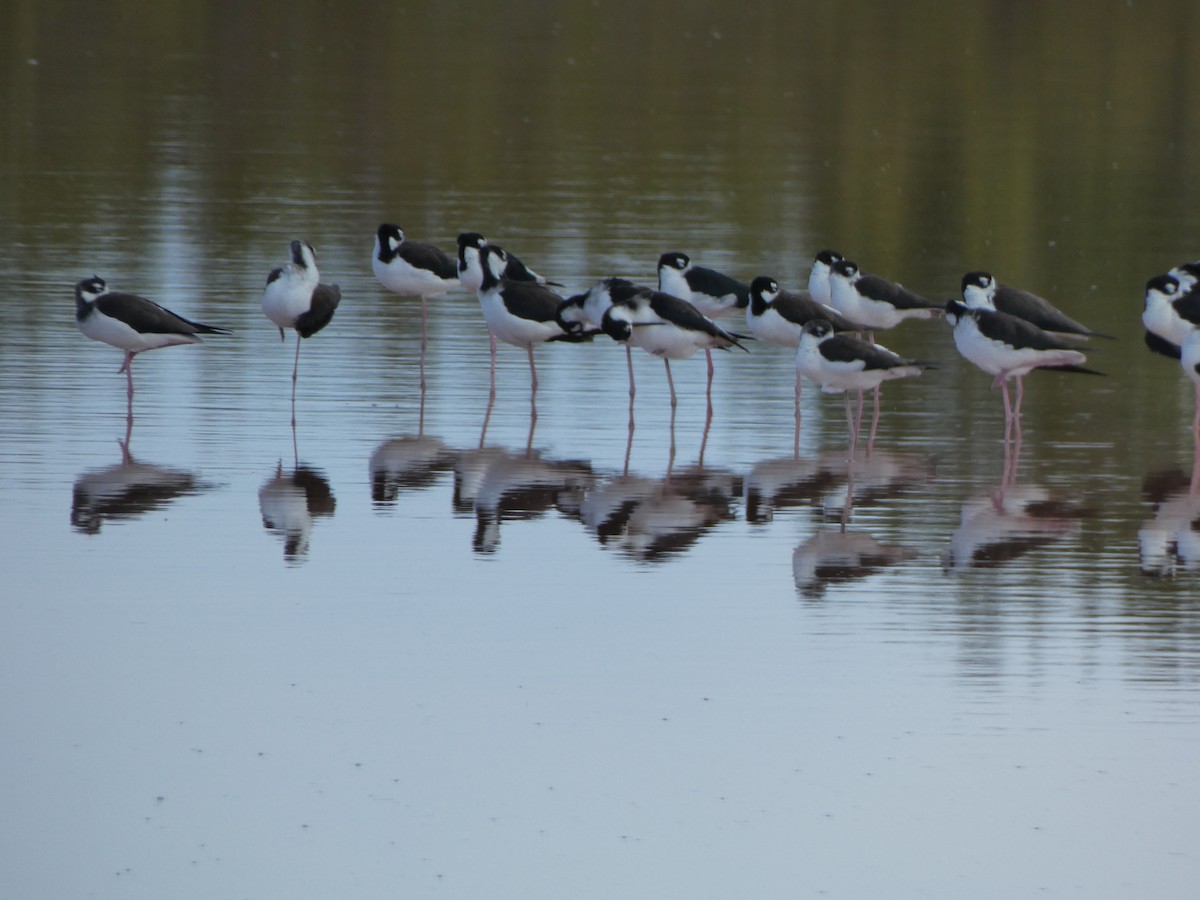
796,319,933,460
807,249,844,307
558,277,652,400
474,244,585,397
373,223,459,353
601,287,749,409
945,299,1102,441
961,271,1112,340
827,258,942,335
75,275,231,405
261,239,341,422
1143,272,1200,360
657,251,751,397
747,275,859,453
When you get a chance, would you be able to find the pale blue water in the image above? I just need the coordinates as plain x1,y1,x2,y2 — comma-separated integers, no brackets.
2,3,1199,898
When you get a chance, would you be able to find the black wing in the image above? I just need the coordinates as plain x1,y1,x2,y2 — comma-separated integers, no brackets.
773,289,858,331
856,274,938,310
96,291,231,335
295,283,341,338
401,240,458,279
501,280,564,323
1144,330,1182,360
689,266,751,306
819,333,910,370
993,283,1108,337
975,307,1090,352
647,290,749,349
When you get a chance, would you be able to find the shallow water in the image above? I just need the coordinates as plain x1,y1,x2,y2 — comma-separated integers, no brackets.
3,3,1200,898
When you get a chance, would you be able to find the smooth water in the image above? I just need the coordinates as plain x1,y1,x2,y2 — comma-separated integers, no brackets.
2,3,1200,898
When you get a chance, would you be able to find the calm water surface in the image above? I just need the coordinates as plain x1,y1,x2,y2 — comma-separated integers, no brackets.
2,3,1200,898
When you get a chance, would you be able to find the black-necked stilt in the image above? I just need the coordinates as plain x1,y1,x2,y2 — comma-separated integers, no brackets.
658,251,751,392
1143,272,1200,360
807,249,844,307
600,286,749,409
747,275,860,454
961,271,1111,340
559,277,653,400
373,223,459,351
75,275,231,404
797,318,932,459
827,258,941,334
475,244,586,397
262,239,341,420
746,275,857,346
945,299,1102,441
456,232,554,293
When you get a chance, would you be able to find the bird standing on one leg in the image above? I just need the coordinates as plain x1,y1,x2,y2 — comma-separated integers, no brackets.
74,275,231,409
262,239,341,424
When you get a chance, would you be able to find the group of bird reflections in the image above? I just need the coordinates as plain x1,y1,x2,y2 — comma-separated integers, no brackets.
72,224,1200,452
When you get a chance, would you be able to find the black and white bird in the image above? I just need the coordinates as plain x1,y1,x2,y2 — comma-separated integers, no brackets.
657,251,752,392
475,244,587,394
373,223,459,350
945,299,1102,439
961,271,1111,341
827,259,941,334
558,278,653,398
600,287,749,408
746,275,857,347
75,276,231,403
456,232,554,293
807,249,844,307
262,239,341,419
796,318,932,458
1143,272,1200,360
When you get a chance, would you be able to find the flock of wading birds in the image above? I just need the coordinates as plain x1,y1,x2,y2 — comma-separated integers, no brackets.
72,224,1200,458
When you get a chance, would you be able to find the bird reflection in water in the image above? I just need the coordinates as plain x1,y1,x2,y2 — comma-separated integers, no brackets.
790,452,927,596
369,435,457,506
259,450,336,564
72,423,209,535
454,446,593,554
942,439,1090,570
456,401,592,553
579,411,741,563
1138,469,1200,576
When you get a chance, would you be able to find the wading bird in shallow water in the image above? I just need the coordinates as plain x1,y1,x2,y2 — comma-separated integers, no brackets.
796,319,933,460
372,223,458,353
747,275,859,455
600,285,750,410
657,251,751,399
558,277,653,401
261,239,341,422
945,300,1103,443
474,244,590,399
74,275,231,405
960,271,1112,340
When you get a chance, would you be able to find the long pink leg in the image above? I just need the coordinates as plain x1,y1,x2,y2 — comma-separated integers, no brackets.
867,384,882,455
844,391,859,461
664,359,677,408
705,348,715,416
291,335,302,426
626,345,636,399
527,345,538,394
793,372,802,459
489,329,498,399
120,352,135,401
